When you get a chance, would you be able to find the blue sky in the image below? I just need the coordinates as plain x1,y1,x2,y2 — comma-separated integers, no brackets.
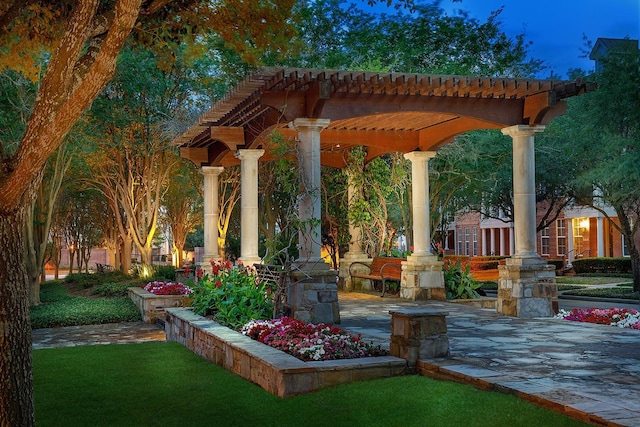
358,0,640,79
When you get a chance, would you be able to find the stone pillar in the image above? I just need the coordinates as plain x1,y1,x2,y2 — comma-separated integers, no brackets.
498,125,557,318
235,149,264,266
597,217,605,257
288,119,339,324
389,309,450,367
339,168,371,291
289,118,330,268
200,166,224,272
401,152,445,301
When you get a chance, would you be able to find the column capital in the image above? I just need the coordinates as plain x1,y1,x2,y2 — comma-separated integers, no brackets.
501,124,545,138
200,166,224,176
403,151,437,162
289,118,330,132
234,149,265,161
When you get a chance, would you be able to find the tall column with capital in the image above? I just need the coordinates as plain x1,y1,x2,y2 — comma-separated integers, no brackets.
502,125,545,259
290,118,330,266
338,168,371,291
201,166,224,270
404,151,437,258
597,217,605,257
400,151,445,301
235,149,264,266
287,118,339,325
498,125,557,318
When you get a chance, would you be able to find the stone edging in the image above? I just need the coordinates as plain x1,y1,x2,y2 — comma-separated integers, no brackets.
164,307,408,398
128,287,191,324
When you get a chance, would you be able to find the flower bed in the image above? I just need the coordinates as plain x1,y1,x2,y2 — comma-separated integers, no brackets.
555,308,640,330
143,281,193,295
241,317,388,361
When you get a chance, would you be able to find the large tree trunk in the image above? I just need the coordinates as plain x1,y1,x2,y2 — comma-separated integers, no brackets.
0,207,35,426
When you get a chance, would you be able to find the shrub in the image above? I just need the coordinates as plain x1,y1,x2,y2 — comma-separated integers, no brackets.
443,260,482,299
153,265,177,281
191,260,273,330
572,257,632,274
546,259,564,270
31,298,140,328
93,282,131,298
143,281,192,295
65,271,129,289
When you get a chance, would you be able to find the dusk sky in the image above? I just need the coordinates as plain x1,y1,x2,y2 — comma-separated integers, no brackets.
359,0,640,79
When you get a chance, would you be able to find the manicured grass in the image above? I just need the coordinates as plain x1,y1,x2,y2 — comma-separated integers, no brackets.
33,342,588,427
562,287,639,300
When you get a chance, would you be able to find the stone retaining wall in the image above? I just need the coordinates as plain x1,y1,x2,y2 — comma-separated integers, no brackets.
164,308,408,398
128,287,191,324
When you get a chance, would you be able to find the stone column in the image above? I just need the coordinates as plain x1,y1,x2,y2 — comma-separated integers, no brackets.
339,168,371,291
200,166,224,272
498,125,556,318
597,217,605,257
288,118,338,324
401,151,445,301
289,118,330,268
235,149,264,266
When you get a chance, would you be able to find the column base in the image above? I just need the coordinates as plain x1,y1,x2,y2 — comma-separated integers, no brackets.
496,258,558,318
238,256,262,267
289,269,340,324
400,256,446,301
338,253,373,291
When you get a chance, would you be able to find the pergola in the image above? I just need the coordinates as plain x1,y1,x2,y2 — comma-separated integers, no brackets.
174,67,592,321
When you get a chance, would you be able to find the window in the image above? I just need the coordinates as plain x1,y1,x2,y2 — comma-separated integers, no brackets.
457,229,463,255
472,228,478,256
541,227,550,256
623,235,630,257
556,219,566,256
464,228,470,256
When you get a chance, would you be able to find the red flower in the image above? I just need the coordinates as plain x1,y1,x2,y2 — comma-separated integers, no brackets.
184,265,191,276
196,268,204,279
215,280,222,288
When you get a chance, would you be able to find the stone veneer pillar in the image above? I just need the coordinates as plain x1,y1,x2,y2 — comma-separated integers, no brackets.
200,166,224,273
235,149,264,266
339,168,371,291
401,152,445,301
288,118,339,324
498,125,557,318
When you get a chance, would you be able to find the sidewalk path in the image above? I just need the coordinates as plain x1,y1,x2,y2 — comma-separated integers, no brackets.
32,322,166,349
338,292,640,427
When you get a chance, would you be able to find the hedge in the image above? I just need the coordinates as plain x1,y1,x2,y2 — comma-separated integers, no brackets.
572,257,632,274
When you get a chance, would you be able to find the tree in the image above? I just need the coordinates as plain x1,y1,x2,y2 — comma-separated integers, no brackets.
162,158,203,267
564,40,640,291
0,1,300,423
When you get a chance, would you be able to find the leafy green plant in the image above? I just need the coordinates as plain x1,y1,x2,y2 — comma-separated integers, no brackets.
93,282,131,297
191,260,273,330
443,260,482,300
153,265,177,281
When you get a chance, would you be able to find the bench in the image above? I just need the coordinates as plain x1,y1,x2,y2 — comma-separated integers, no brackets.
349,257,404,297
254,264,290,318
96,263,113,274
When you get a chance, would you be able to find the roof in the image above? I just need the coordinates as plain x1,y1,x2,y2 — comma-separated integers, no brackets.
174,67,594,168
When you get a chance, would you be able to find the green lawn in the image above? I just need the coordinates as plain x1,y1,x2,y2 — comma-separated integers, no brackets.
34,342,588,427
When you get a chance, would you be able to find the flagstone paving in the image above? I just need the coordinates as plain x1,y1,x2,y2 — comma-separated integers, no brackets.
338,292,640,427
31,292,640,426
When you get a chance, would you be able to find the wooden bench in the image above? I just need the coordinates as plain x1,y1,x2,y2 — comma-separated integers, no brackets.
349,257,404,297
254,264,290,318
96,263,113,274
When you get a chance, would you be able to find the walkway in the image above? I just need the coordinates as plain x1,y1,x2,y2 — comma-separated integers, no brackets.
338,292,640,427
31,293,640,426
